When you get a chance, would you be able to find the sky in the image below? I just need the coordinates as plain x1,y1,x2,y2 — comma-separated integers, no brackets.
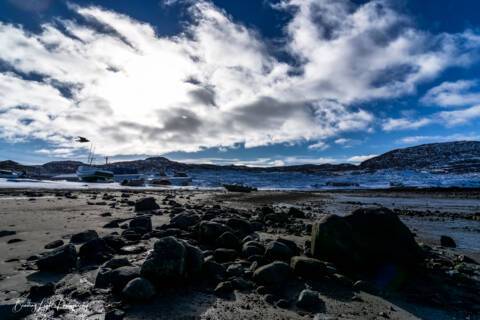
1,0,480,166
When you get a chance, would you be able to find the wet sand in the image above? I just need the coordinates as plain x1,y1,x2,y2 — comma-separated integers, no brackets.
0,188,479,319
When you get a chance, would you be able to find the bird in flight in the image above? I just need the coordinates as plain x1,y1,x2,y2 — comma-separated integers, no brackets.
75,136,90,143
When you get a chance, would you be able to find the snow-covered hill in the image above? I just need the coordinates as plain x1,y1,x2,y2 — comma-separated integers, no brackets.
360,141,480,172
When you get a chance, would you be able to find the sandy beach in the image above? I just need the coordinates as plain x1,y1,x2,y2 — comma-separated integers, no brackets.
0,188,479,320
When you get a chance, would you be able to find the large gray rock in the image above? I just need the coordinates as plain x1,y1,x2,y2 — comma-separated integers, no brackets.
297,289,323,311
242,241,265,258
311,207,422,274
217,232,240,250
122,277,155,302
97,266,141,292
170,213,201,230
198,221,232,245
264,241,294,262
141,236,204,286
78,238,114,265
253,261,290,286
36,244,77,272
70,230,98,244
129,216,152,234
135,197,160,212
226,218,252,237
290,256,328,279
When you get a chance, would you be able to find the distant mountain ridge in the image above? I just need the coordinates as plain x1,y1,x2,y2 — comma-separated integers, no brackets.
1,141,480,176
360,141,480,172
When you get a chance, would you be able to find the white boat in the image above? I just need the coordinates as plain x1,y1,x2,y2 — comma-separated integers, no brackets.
0,169,25,179
76,166,114,182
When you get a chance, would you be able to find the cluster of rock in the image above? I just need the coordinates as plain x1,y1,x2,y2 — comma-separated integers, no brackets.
24,193,480,319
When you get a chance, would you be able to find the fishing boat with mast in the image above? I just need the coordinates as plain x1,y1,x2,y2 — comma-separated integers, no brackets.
75,137,114,182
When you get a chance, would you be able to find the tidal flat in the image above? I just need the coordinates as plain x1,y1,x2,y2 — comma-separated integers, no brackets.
0,188,479,320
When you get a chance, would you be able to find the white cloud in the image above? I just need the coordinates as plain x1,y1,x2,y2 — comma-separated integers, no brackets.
421,80,480,107
437,105,480,126
347,154,377,163
0,0,479,157
398,133,480,145
382,117,432,131
308,141,329,150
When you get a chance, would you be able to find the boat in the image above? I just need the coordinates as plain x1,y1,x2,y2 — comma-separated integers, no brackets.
76,166,114,182
389,181,406,188
120,178,145,187
223,184,257,192
75,143,114,182
0,169,25,179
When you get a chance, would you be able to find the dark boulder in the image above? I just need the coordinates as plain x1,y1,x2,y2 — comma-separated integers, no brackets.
79,238,114,265
288,207,306,218
121,229,141,241
122,277,155,302
102,266,141,292
217,232,240,250
311,207,422,274
183,241,204,278
170,213,201,230
242,241,265,258
36,244,77,272
134,197,160,212
129,216,152,234
214,248,238,263
253,261,290,286
103,235,126,252
102,258,131,270
440,235,456,248
226,218,252,237
214,281,233,296
70,230,99,244
28,282,55,301
290,256,329,280
141,236,187,286
203,260,226,282
44,240,64,249
105,309,125,320
198,221,232,244
264,241,294,262
296,289,323,311
276,238,299,255
0,230,16,238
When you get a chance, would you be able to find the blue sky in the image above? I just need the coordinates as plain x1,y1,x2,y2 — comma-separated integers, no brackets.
1,0,480,166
